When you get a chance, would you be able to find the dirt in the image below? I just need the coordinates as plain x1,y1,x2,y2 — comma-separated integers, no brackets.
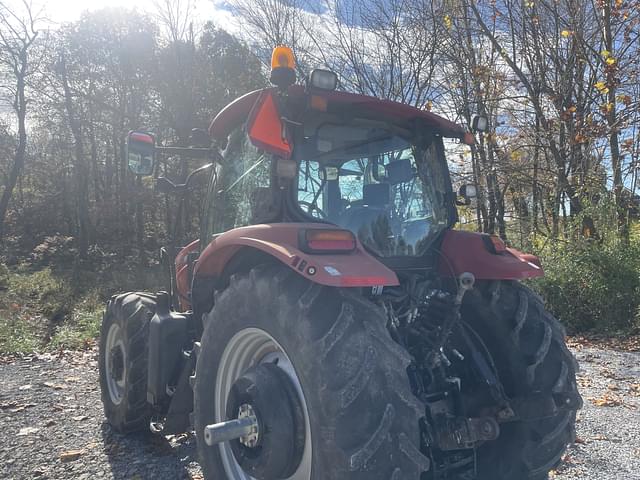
0,342,638,479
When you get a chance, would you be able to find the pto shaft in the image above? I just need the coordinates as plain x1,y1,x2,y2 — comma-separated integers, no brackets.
203,416,258,446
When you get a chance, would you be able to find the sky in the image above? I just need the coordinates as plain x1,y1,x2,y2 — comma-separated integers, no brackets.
11,0,230,29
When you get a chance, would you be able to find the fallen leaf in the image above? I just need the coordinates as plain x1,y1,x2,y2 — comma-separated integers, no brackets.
42,382,64,390
72,415,89,421
577,377,593,388
59,450,84,462
601,368,623,380
32,466,48,477
589,393,623,407
561,453,574,464
9,403,36,413
18,427,39,436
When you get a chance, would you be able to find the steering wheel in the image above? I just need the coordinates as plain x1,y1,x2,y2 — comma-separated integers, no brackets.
299,201,328,219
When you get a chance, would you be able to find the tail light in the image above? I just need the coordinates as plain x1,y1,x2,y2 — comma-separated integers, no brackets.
299,229,356,253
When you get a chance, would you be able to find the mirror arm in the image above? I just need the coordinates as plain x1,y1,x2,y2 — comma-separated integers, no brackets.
184,163,214,188
155,146,213,159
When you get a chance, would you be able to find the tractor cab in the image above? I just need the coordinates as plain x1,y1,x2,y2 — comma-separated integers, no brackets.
200,47,472,265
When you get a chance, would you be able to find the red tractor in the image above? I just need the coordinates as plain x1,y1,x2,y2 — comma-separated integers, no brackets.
99,46,581,480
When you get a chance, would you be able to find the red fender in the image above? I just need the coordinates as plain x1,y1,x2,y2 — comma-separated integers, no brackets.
438,230,544,280
190,222,398,290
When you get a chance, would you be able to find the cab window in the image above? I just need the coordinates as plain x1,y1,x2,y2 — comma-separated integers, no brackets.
206,129,275,235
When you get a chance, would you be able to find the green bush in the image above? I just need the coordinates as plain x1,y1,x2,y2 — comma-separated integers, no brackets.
530,231,640,334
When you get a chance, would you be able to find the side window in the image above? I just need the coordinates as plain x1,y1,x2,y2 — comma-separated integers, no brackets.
298,160,324,210
210,129,273,233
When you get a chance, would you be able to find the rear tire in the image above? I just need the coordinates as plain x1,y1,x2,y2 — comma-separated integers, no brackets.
99,293,155,433
462,281,582,480
194,265,430,480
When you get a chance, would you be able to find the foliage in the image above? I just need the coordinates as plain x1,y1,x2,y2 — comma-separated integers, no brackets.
49,296,103,350
0,7,266,262
530,203,640,333
0,311,41,354
0,263,163,354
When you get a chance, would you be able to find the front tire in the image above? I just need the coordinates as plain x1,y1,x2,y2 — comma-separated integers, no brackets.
99,292,155,433
462,281,582,480
194,265,430,480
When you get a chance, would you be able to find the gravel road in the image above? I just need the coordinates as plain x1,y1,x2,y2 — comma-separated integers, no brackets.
0,342,638,480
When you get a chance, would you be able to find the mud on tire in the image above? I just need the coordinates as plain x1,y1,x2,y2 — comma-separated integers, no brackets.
194,265,431,479
99,293,155,433
462,281,582,480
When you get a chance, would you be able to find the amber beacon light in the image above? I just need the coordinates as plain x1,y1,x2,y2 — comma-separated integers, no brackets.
270,45,296,89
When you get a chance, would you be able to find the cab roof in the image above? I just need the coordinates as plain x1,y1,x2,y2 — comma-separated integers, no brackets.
209,85,466,142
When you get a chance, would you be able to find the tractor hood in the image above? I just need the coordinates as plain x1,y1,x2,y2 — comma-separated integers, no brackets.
209,86,467,144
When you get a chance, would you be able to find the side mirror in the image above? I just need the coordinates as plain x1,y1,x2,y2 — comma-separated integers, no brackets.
458,184,477,205
127,131,156,176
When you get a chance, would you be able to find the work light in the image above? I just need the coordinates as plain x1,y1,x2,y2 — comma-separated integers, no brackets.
470,114,489,132
309,69,338,91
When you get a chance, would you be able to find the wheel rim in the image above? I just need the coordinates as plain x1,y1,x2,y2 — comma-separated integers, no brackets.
105,323,126,405
215,327,312,480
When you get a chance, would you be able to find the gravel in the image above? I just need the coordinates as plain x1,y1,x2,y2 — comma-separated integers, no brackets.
0,349,201,480
0,343,638,479
551,343,640,479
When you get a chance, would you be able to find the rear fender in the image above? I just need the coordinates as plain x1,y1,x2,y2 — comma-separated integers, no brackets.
193,223,399,289
438,230,543,280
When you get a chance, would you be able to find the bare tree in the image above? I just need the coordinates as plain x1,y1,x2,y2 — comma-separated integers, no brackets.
153,0,195,44
0,0,39,240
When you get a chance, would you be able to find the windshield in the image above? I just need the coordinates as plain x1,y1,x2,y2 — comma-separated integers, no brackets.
297,125,452,257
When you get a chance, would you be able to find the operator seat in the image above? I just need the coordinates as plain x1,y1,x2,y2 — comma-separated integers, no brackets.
338,183,390,234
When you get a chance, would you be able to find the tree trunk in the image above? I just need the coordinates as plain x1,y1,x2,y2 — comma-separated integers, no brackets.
602,0,627,239
0,64,28,241
59,55,91,258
